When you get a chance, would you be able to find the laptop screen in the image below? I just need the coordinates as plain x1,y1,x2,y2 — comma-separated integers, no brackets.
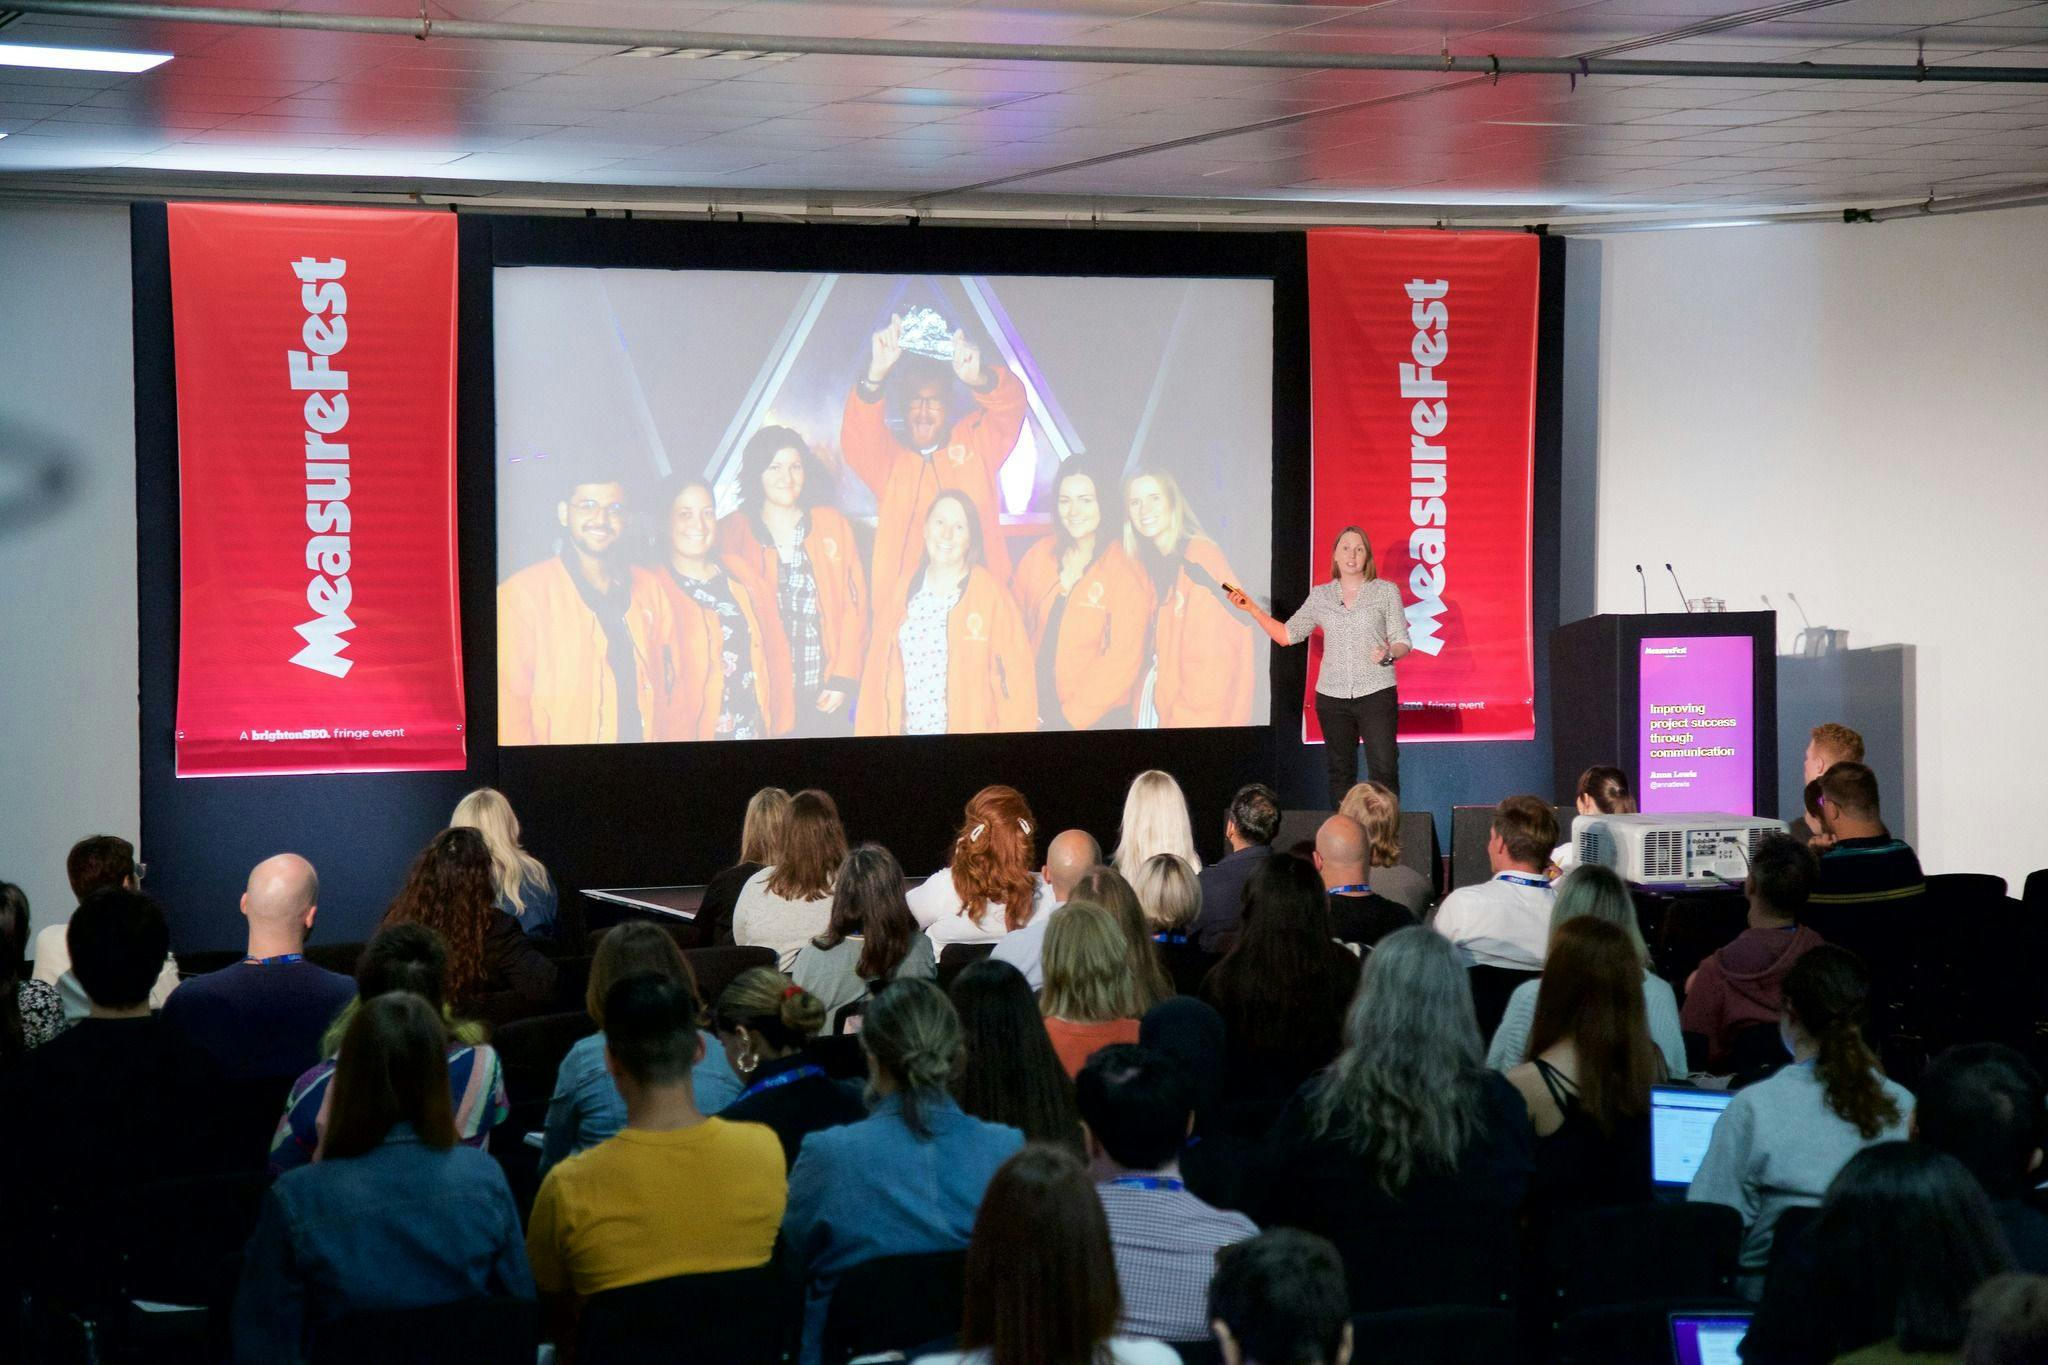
1651,1086,1735,1187
1670,1312,1750,1365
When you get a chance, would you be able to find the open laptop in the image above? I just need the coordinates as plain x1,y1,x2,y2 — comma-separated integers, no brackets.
1651,1085,1736,1195
1670,1310,1751,1365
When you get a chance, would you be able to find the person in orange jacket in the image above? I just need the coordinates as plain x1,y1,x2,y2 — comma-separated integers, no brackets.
497,470,681,745
840,309,1028,614
717,425,868,736
1123,468,1256,729
857,490,1036,736
654,479,795,741
1010,459,1153,730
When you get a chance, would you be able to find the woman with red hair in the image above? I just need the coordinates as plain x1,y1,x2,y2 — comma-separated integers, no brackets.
907,786,1052,950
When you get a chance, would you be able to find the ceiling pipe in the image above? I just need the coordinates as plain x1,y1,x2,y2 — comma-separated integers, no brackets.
8,0,2048,83
1552,182,2048,233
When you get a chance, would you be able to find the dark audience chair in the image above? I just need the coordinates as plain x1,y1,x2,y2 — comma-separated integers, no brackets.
821,1250,967,1365
1467,966,1542,1043
1552,1297,1751,1365
936,942,996,992
831,997,867,1035
303,940,367,976
308,1295,538,1365
1156,940,1218,997
217,1073,296,1172
681,944,777,1009
491,1009,598,1113
578,1263,794,1365
1542,1202,1742,1327
806,1032,868,1081
1724,1021,1791,1088
172,948,244,978
1352,1305,1518,1364
1333,1215,1518,1314
550,953,595,1012
2025,869,2048,910
1172,1336,1225,1364
1925,872,2008,901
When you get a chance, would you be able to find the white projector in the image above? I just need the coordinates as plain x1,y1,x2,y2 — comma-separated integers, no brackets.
1573,812,1790,889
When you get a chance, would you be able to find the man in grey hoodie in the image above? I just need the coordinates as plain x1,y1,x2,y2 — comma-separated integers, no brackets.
1681,833,1826,1072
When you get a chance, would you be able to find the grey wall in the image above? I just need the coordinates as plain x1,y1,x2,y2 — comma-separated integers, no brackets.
0,201,139,949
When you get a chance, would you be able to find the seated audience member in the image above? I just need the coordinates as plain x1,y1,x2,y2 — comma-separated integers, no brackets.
274,924,508,1174
540,921,740,1178
1193,784,1279,953
1077,1045,1257,1342
1487,865,1685,1079
990,828,1100,989
1810,763,1926,906
33,834,180,1018
1112,769,1205,884
1915,1044,2048,1274
917,1144,1181,1365
1551,765,1634,874
1431,796,1559,970
1201,856,1362,1126
790,843,936,1021
528,975,787,1343
1208,1229,1354,1365
950,958,1083,1152
1140,997,1254,1213
452,787,560,941
380,826,556,1024
1801,777,1828,848
735,788,848,968
1742,1143,2011,1365
5,889,224,1203
1504,917,1659,1211
1338,781,1434,919
1254,927,1533,1257
1312,814,1414,950
1042,901,1144,1078
701,787,791,946
1682,833,1825,1072
1797,722,1866,849
1963,1275,2048,1365
714,968,864,1168
1075,864,1173,1013
908,785,1052,949
784,979,1024,1363
0,882,65,1054
232,993,533,1362
1133,852,1201,943
1688,945,1913,1289
162,853,355,1082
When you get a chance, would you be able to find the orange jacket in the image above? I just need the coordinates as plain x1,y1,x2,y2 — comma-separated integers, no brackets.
657,558,796,740
718,506,868,692
1012,537,1154,730
1149,536,1256,728
856,566,1036,736
840,366,1027,613
497,556,680,744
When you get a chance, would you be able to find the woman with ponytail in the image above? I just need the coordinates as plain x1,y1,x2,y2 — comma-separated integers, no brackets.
1689,944,1914,1292
713,967,863,1168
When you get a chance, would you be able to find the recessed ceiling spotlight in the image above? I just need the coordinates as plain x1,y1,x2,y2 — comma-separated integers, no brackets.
711,49,763,60
754,52,800,63
662,47,719,59
619,45,670,57
0,41,172,73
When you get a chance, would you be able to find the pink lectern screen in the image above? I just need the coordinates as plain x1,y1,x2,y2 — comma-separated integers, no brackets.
1638,635,1754,815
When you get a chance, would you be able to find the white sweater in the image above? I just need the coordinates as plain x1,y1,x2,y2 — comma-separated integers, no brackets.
733,866,833,970
907,870,1055,949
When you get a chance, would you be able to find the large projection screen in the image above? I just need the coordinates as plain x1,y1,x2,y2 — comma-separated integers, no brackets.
494,267,1273,745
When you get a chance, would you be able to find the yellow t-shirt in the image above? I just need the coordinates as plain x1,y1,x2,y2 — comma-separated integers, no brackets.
526,1117,788,1296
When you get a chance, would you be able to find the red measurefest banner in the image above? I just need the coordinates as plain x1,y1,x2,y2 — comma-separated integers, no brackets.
169,203,464,776
1306,229,1538,743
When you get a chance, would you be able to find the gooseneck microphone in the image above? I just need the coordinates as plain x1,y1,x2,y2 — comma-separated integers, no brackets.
1787,592,1813,631
1635,564,1648,614
1666,563,1691,613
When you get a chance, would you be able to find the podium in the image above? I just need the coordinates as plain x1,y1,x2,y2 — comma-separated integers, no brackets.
1550,612,1777,817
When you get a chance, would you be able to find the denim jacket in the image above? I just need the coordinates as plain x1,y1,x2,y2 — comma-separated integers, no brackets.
783,1092,1023,1365
231,1124,535,1363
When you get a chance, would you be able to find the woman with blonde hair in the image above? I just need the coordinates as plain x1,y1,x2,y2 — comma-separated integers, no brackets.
701,787,792,947
908,785,1050,949
1074,864,1173,1015
1124,468,1255,728
451,787,559,940
1040,901,1143,1078
714,967,864,1169
1132,852,1201,939
1339,781,1434,918
735,790,848,968
1111,769,1202,883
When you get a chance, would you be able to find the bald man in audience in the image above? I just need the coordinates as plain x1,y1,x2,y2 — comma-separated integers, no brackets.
1312,816,1415,951
162,853,357,1081
991,829,1101,989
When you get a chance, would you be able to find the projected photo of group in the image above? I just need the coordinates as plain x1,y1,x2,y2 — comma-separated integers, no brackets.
493,266,1274,745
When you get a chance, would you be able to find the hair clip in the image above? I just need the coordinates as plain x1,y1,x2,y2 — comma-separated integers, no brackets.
1018,819,1033,835
781,985,802,1000
969,822,987,841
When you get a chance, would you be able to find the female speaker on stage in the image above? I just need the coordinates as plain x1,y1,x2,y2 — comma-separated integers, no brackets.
1228,527,1411,807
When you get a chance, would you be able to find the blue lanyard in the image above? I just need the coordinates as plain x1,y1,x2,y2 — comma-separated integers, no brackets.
1152,931,1189,946
738,1063,825,1103
1328,884,1372,896
243,953,304,965
1495,873,1552,889
1108,1175,1185,1192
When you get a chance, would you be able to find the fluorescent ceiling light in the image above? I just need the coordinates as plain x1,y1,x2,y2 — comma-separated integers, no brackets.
0,41,172,73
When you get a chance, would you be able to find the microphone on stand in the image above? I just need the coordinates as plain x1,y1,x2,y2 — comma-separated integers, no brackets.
1635,564,1648,614
1666,563,1691,613
1786,592,1813,632
1760,594,1773,612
